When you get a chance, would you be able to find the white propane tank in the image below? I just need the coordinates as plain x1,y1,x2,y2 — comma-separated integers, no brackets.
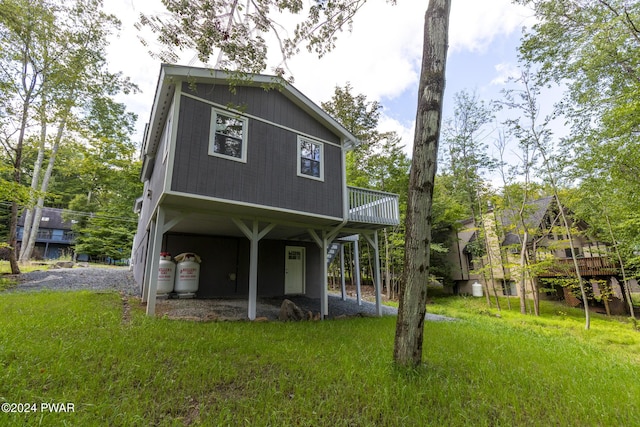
472,281,483,297
174,253,200,297
157,252,175,295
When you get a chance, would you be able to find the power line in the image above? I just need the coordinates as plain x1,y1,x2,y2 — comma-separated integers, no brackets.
0,202,138,223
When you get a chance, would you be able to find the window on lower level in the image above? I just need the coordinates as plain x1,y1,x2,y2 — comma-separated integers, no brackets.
209,109,248,162
297,136,324,181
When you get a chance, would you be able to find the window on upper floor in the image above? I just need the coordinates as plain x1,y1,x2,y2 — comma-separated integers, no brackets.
297,136,324,181
209,108,248,162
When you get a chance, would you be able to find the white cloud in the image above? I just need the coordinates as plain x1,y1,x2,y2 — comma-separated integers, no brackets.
491,62,522,86
378,113,415,157
104,0,534,146
449,0,532,54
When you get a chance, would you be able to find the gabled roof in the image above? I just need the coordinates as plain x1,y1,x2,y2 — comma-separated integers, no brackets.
18,207,73,230
455,197,557,250
501,196,554,246
142,64,360,160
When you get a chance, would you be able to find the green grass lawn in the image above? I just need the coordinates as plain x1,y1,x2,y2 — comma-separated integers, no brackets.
1,291,639,426
0,261,44,291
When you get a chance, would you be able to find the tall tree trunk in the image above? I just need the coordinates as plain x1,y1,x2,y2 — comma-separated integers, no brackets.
478,200,501,311
8,50,39,274
555,196,590,329
476,256,492,307
602,203,635,319
8,202,21,274
19,100,48,261
527,244,540,316
518,230,529,314
21,113,68,261
344,243,352,286
493,208,512,310
394,0,451,367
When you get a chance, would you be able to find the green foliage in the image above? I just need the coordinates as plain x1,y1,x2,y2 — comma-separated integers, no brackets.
1,291,640,425
517,0,639,143
138,1,397,80
441,89,496,214
69,157,141,261
515,0,640,271
0,0,140,265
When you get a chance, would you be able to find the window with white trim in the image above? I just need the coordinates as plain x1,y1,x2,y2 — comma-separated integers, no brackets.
209,109,248,162
297,136,324,181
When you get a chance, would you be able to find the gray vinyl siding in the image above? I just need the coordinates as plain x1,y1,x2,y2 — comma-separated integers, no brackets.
171,84,344,218
184,83,340,144
132,147,168,286
163,234,321,298
132,231,148,286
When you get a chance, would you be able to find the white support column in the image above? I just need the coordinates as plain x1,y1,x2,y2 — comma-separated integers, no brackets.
373,231,382,316
141,218,156,303
307,228,329,319
363,231,382,317
146,206,165,316
340,244,346,301
232,219,275,320
354,237,362,306
321,234,328,318
143,210,183,304
248,221,259,321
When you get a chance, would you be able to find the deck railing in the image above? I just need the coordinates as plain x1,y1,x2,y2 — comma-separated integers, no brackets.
538,256,619,277
347,186,400,226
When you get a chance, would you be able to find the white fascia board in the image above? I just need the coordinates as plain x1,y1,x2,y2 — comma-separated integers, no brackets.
144,66,175,158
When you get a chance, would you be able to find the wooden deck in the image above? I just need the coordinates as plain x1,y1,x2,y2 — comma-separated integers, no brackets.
538,257,619,277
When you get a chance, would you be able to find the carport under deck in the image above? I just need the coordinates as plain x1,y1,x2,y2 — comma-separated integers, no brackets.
141,186,399,320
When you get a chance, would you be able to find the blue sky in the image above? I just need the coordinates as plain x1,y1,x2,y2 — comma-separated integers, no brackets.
384,31,524,135
106,0,537,158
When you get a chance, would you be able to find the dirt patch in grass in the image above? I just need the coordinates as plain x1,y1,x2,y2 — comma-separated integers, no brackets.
120,291,132,325
154,298,281,321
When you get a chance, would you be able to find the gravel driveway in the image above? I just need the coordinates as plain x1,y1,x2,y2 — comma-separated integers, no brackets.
7,266,139,295
5,266,452,322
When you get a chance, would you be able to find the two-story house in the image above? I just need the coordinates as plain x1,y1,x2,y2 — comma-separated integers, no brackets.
448,197,633,314
131,65,400,319
17,207,76,260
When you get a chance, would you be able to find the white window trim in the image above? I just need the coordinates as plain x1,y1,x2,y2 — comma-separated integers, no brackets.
208,108,248,163
297,136,324,182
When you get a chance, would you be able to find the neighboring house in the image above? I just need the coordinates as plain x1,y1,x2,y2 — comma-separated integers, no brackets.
448,197,631,314
17,207,76,259
131,64,400,319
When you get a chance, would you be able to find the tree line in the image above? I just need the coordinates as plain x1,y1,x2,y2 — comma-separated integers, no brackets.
2,0,637,365
0,0,141,272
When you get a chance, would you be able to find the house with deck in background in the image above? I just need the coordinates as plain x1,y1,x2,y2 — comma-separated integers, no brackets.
131,64,400,319
17,207,76,260
448,197,638,314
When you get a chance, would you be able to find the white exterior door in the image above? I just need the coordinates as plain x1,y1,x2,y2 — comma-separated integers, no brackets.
285,246,305,294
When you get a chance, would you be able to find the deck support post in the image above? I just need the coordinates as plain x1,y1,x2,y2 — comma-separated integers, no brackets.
141,217,155,303
308,229,330,319
353,237,362,305
340,243,346,301
145,206,165,316
233,219,275,320
363,231,382,316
